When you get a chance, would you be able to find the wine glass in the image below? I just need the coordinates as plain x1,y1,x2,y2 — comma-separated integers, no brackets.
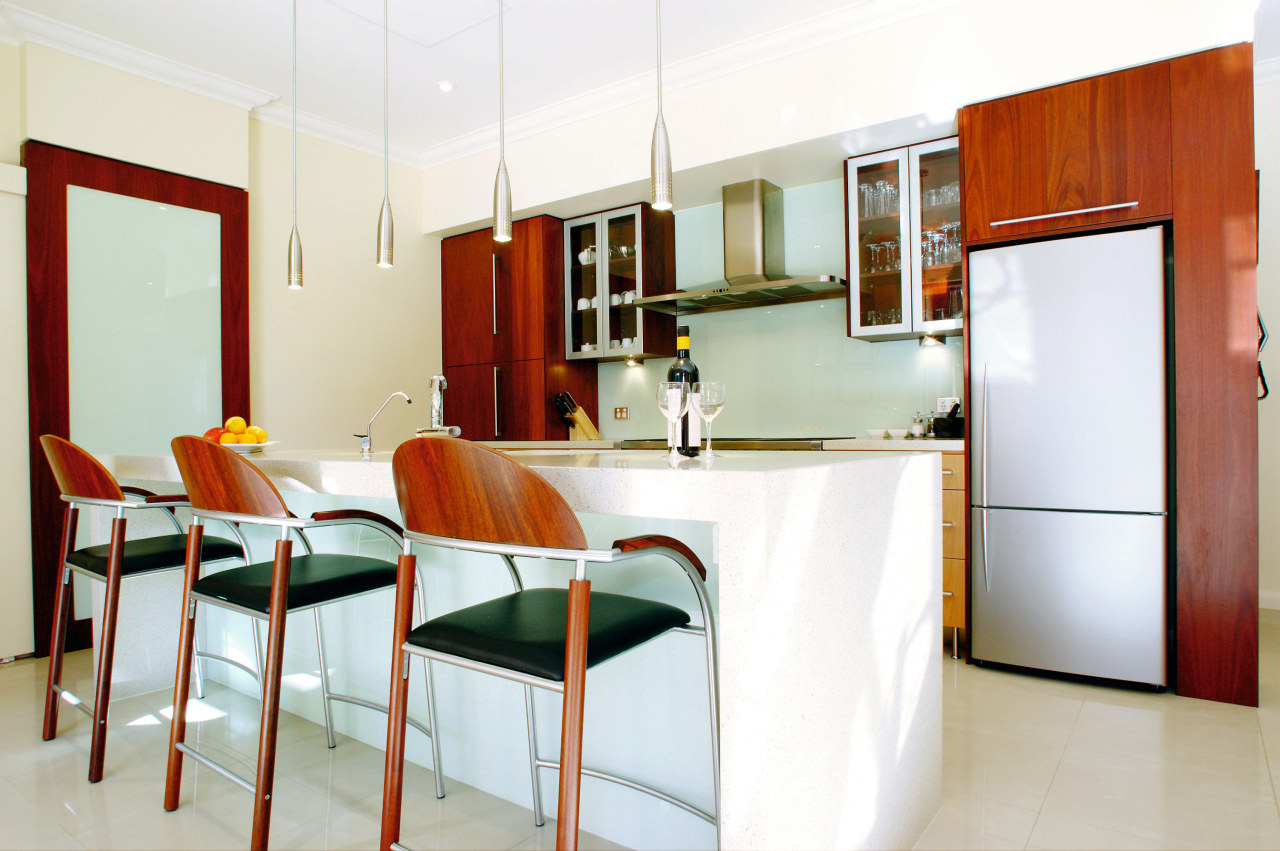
692,381,726,458
655,381,689,464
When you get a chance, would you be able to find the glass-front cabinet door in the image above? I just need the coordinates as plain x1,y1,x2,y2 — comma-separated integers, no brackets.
910,138,962,335
847,148,910,338
564,203,668,361
565,215,600,359
847,136,962,340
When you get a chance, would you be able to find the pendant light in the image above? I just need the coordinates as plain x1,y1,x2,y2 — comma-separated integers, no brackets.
287,0,303,289
650,0,672,211
492,0,512,243
375,0,394,267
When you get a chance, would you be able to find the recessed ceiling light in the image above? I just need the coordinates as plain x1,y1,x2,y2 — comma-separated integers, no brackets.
437,81,454,93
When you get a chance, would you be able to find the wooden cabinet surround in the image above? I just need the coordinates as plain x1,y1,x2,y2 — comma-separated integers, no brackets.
941,452,966,650
960,61,1172,243
958,44,1258,706
441,216,597,441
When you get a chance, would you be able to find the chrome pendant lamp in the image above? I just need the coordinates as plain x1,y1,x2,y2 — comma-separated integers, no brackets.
287,0,303,289
492,0,512,243
375,0,394,267
650,0,672,211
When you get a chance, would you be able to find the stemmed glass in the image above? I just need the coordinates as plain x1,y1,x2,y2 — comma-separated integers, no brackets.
692,381,726,458
655,381,690,464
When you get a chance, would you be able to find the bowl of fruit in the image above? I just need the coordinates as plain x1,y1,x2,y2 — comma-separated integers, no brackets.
203,417,274,454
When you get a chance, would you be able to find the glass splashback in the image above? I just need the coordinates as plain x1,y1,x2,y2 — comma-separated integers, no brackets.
67,186,222,454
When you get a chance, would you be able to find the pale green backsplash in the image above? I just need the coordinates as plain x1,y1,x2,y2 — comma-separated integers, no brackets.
597,179,963,439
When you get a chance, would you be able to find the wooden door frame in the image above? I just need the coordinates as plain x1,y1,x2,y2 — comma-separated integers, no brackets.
24,141,249,656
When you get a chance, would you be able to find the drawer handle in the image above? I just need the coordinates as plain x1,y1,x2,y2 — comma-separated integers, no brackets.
942,521,954,528
990,201,1138,228
942,591,954,598
942,469,954,475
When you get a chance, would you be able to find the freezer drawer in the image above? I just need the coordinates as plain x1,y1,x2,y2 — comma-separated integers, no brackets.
971,507,1167,685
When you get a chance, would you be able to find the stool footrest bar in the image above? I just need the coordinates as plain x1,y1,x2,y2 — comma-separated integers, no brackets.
193,650,261,683
175,742,256,794
533,758,716,825
324,693,433,741
52,684,95,718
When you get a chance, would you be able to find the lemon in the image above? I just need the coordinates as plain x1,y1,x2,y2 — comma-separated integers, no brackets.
218,432,239,445
225,416,247,435
245,425,268,443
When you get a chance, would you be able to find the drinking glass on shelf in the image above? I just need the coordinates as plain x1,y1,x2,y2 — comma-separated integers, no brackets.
692,381,726,458
873,180,888,216
655,381,690,464
886,238,900,271
922,230,937,267
858,183,872,217
885,183,898,214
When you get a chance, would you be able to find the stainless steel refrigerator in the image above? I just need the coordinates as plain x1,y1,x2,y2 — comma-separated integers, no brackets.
968,226,1169,686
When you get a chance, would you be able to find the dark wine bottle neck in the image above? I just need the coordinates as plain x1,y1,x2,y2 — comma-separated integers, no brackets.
676,348,689,358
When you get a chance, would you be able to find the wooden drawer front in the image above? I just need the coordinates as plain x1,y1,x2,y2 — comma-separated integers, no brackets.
940,452,965,490
960,61,1172,244
943,557,966,628
942,490,966,560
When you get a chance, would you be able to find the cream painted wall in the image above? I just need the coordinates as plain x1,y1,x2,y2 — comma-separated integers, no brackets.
22,43,249,189
0,42,33,657
1256,79,1280,609
422,0,1257,234
247,119,439,452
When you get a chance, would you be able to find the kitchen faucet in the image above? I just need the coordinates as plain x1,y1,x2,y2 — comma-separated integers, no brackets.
415,375,461,437
355,391,411,458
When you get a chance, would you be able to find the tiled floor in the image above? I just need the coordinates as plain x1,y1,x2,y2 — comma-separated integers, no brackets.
0,649,623,850
915,609,1280,850
5,613,1280,850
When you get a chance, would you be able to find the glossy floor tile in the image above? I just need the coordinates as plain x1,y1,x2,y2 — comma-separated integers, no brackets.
0,650,624,850
915,612,1280,850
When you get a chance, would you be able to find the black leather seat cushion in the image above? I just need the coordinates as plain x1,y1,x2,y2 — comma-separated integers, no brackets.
67,534,242,579
406,588,691,682
192,553,396,614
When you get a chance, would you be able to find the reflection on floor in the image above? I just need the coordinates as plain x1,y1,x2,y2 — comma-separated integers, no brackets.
6,612,1280,850
915,609,1280,850
0,649,623,850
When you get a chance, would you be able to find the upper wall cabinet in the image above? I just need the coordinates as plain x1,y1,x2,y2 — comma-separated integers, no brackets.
960,62,1172,244
846,137,962,340
441,224,543,368
564,203,675,361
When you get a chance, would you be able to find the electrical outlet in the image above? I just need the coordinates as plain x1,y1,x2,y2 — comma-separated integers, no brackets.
614,407,629,420
937,396,961,414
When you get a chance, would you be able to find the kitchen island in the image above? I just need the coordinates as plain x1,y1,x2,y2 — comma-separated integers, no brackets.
94,447,941,851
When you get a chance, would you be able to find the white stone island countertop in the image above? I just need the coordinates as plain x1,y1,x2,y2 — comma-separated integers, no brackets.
96,446,942,851
825,437,964,451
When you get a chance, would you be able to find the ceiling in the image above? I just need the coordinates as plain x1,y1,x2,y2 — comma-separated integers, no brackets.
0,0,887,169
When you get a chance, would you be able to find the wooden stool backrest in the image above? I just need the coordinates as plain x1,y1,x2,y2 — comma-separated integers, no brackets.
392,437,588,550
40,435,124,502
171,436,290,519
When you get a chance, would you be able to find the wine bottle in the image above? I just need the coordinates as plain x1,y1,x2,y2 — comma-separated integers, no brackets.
667,325,700,457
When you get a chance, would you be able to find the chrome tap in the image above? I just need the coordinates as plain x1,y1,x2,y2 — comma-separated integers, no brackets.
355,391,411,458
416,375,462,437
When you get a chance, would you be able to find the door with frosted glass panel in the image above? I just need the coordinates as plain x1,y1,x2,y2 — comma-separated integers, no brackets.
24,141,248,655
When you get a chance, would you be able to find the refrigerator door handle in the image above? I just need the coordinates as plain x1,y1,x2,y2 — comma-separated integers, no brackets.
981,362,989,505
980,507,990,593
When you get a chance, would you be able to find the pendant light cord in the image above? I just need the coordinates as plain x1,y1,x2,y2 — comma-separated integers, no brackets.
292,0,298,230
655,0,663,115
383,0,389,195
498,0,505,162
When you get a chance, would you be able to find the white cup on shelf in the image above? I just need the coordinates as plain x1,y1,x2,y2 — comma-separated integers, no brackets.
590,295,599,308
609,293,622,306
623,291,636,303
576,297,589,310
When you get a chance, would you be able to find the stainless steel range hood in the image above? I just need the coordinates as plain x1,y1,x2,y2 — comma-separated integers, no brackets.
633,178,847,316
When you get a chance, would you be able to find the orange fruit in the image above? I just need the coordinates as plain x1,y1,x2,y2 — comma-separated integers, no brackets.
218,432,238,445
245,425,267,443
238,433,257,444
224,416,247,434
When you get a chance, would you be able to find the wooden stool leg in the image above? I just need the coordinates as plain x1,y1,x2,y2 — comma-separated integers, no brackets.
87,516,126,782
380,553,417,851
250,538,292,851
42,505,78,742
555,579,591,851
165,524,204,811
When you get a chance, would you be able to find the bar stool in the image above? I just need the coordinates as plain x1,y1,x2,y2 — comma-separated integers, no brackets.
39,434,247,783
380,437,720,851
164,435,442,851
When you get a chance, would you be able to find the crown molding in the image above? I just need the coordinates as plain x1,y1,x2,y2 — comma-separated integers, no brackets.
1256,55,1280,85
0,3,275,110
252,101,421,167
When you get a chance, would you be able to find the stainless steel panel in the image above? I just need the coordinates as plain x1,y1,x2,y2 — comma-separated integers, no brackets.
970,507,1167,685
968,227,1166,512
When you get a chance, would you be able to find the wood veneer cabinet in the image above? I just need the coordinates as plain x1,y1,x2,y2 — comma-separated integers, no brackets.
960,61,1172,243
941,452,966,653
441,216,597,441
957,44,1258,706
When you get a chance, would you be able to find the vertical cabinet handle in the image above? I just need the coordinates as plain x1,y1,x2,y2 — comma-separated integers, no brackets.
493,365,501,438
491,254,498,336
